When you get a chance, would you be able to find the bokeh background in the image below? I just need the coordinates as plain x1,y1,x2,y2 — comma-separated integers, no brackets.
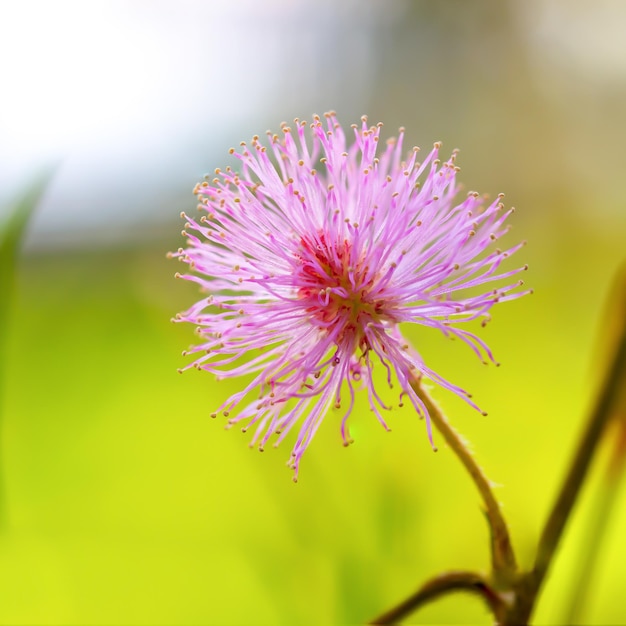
2,1,626,624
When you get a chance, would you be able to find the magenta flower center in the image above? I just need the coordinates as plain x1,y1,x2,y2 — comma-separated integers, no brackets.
295,232,393,351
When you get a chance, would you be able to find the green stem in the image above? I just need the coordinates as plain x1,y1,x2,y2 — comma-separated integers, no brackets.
531,265,626,595
410,378,517,577
561,421,626,623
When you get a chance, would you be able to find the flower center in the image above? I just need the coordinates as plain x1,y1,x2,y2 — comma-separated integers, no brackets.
295,234,389,348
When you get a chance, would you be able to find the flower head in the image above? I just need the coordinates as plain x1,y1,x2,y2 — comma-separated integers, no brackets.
172,113,529,480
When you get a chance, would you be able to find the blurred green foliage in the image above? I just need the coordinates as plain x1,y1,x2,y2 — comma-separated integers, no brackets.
2,2,626,624
1,211,625,624
0,171,54,528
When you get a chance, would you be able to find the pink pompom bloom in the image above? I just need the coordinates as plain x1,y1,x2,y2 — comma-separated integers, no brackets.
172,113,529,480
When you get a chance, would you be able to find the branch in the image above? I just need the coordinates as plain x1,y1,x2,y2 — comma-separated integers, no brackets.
410,378,517,577
371,570,504,625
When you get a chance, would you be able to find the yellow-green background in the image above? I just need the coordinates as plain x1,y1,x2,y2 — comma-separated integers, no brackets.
2,2,626,624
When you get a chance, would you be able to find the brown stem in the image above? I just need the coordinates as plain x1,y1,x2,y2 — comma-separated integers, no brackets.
410,378,517,577
370,571,504,625
371,267,626,624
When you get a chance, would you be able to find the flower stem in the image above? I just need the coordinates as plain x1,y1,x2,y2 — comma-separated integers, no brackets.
373,269,626,624
410,377,517,578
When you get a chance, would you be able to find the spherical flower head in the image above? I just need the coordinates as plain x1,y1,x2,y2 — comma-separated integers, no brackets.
171,113,529,481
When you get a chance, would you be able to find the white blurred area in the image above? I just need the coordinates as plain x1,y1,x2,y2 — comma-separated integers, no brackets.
0,0,402,249
516,0,626,83
1,0,625,250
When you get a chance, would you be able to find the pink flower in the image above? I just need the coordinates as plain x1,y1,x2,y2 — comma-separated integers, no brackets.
172,113,529,480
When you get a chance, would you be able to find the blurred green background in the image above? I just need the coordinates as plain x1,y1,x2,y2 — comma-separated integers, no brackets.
2,1,626,624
